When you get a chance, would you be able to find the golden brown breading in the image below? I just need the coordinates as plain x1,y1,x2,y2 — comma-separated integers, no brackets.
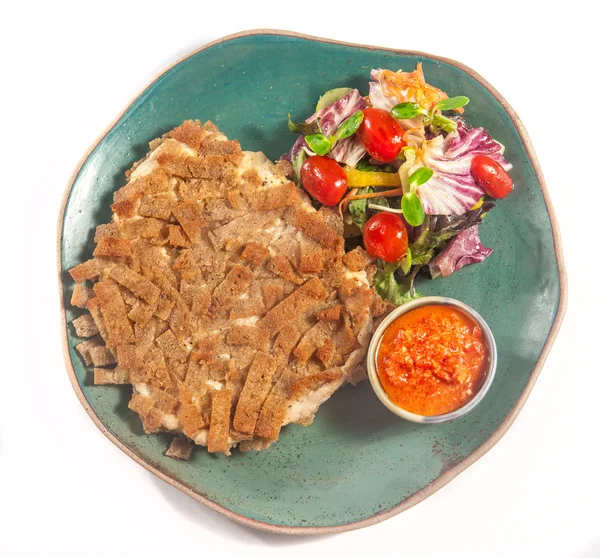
68,120,391,455
232,352,278,435
207,390,232,453
70,285,94,308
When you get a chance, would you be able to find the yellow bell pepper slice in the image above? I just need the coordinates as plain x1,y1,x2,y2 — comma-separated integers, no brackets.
344,167,402,188
471,197,484,210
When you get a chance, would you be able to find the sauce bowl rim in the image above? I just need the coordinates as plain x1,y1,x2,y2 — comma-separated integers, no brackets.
366,296,498,424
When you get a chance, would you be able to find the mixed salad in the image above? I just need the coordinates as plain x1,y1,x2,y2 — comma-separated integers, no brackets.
283,63,514,305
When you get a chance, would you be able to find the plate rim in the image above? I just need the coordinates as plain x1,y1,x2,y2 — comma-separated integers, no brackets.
56,29,568,535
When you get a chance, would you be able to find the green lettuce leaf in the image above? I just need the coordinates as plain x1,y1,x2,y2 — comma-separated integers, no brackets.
348,188,370,228
354,160,397,173
348,188,391,229
374,262,423,306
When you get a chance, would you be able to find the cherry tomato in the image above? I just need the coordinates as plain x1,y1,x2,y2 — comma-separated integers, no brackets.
356,108,406,163
470,155,513,199
300,155,348,206
363,212,408,262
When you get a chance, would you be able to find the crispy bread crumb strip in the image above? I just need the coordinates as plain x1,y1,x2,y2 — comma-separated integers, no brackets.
340,284,374,334
229,297,265,320
299,243,323,274
168,120,211,150
124,217,165,239
191,285,211,318
168,299,193,341
93,368,130,385
274,159,294,178
286,206,343,250
242,168,262,187
208,360,232,382
116,345,141,374
142,346,174,390
226,325,270,351
87,298,109,343
240,242,269,268
139,195,173,220
156,329,188,363
129,393,154,417
289,368,343,399
272,325,303,361
74,336,103,366
187,154,240,180
113,368,130,383
114,169,171,203
262,283,284,310
166,437,194,461
342,247,372,271
111,199,137,219
142,408,164,433
317,304,343,321
71,285,94,308
110,264,160,304
266,255,304,285
334,313,360,355
93,236,132,258
94,223,122,242
232,352,278,435
93,279,135,346
203,139,241,156
184,359,210,391
207,390,232,453
315,339,343,367
171,201,206,241
293,322,332,363
168,225,190,247
72,314,99,338
209,264,254,315
255,368,296,441
128,300,157,328
69,259,100,284
191,338,219,364
177,403,205,437
371,294,393,318
134,320,157,347
250,181,297,211
90,345,117,367
172,250,199,281
258,277,328,335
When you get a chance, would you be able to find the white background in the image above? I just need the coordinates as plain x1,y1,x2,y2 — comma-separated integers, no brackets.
2,1,598,556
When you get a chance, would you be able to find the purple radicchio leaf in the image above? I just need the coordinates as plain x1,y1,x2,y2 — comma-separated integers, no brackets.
428,225,493,278
283,89,368,168
413,118,513,215
368,68,398,111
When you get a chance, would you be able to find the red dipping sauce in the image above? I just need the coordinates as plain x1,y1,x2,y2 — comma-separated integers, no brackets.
376,305,489,416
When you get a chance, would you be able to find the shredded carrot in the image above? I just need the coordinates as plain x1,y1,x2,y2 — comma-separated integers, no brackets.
339,188,358,217
378,63,464,114
338,188,405,217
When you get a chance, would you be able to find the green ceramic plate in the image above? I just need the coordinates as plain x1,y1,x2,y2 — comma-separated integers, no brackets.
58,30,566,534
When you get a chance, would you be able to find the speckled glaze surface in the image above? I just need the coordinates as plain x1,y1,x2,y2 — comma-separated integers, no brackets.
57,30,567,534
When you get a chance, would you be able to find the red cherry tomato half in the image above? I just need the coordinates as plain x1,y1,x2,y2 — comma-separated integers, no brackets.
300,155,348,206
470,155,514,199
363,212,409,262
356,108,406,163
